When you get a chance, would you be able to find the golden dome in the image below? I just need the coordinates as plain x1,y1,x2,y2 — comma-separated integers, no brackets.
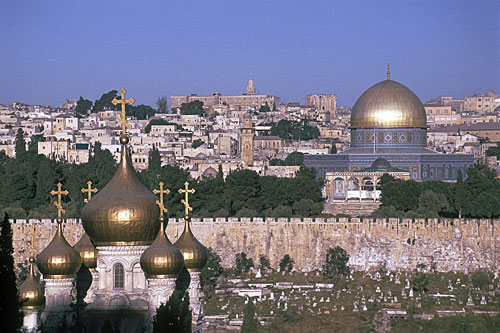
140,220,185,278
74,232,98,269
81,146,160,246
174,219,208,272
37,222,82,279
19,258,44,309
351,79,427,129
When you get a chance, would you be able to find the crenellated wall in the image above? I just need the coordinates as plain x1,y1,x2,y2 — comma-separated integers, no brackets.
10,217,500,272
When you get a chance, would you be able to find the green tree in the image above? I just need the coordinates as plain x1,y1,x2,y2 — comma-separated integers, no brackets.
75,96,93,117
322,246,350,281
330,144,337,154
279,254,294,273
412,270,429,293
15,128,26,158
28,134,44,153
486,142,500,158
180,101,205,116
129,104,156,120
200,248,223,292
235,252,254,275
152,290,191,333
259,102,271,112
417,189,448,217
148,146,161,174
270,119,320,141
259,254,271,271
192,139,205,149
156,96,168,113
241,300,261,333
93,90,119,112
455,169,464,218
0,213,23,332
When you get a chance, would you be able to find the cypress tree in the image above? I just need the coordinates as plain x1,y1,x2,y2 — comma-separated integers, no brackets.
15,128,26,158
152,290,191,333
0,213,23,332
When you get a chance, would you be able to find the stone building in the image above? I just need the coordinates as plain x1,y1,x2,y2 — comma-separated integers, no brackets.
306,94,337,112
464,90,500,113
240,113,254,166
305,69,474,180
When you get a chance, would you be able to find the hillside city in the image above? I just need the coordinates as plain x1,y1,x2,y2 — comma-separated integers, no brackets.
1,80,500,180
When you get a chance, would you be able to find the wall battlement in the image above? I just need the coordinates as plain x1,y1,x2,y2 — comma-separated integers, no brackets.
10,217,499,272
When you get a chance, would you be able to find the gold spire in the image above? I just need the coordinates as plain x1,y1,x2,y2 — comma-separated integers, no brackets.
387,63,390,80
153,181,170,217
50,183,69,221
112,88,135,140
81,181,98,203
26,224,40,258
178,181,195,220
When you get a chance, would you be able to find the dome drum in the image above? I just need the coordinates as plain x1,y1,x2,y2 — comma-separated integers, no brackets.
350,127,427,148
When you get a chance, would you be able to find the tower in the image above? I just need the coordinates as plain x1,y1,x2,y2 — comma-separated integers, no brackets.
246,79,256,95
240,113,254,166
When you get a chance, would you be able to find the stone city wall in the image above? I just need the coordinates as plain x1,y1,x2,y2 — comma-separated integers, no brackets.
10,217,500,272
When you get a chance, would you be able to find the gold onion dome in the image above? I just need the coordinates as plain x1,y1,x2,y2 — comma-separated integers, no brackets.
74,232,98,269
36,222,82,279
19,258,44,309
351,79,427,129
81,145,160,246
140,220,185,278
174,219,208,272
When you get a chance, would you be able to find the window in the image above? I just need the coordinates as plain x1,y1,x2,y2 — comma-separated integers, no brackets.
114,263,124,289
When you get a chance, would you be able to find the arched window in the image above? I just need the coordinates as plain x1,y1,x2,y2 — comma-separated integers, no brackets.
114,263,124,289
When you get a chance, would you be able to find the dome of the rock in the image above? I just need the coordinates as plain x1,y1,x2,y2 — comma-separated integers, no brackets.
351,79,427,129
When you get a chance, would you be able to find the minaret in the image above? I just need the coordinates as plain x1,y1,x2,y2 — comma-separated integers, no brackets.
240,112,254,166
20,225,45,331
246,79,256,95
174,182,209,326
140,181,184,317
37,183,82,329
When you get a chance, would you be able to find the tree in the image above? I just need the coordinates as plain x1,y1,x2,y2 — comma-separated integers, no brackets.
93,90,119,112
322,246,350,281
28,134,44,153
200,248,223,291
129,104,156,120
180,101,205,116
152,290,191,332
279,254,294,273
15,128,26,158
259,254,271,271
148,146,161,174
235,252,254,275
417,189,448,218
259,102,271,113
412,270,429,293
156,96,168,113
455,169,464,218
330,144,337,154
192,139,205,149
75,96,93,117
241,301,261,333
0,213,23,332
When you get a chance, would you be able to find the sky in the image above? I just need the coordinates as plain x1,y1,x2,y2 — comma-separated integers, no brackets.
1,0,499,108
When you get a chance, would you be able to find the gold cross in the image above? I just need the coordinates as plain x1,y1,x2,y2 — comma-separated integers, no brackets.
153,181,170,216
50,183,69,220
81,181,98,203
112,88,135,137
25,224,40,258
178,181,195,219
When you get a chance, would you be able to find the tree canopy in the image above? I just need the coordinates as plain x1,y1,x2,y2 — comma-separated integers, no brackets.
180,101,205,116
270,119,320,141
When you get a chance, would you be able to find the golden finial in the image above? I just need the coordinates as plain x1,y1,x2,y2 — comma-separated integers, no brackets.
50,183,69,221
81,181,98,203
387,63,390,80
153,181,170,217
26,224,41,258
112,88,135,140
178,181,195,220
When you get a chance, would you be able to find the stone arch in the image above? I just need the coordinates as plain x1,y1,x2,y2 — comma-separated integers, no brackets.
361,177,374,191
108,293,130,309
113,262,125,289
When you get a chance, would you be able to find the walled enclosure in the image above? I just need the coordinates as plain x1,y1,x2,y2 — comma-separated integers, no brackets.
10,218,499,273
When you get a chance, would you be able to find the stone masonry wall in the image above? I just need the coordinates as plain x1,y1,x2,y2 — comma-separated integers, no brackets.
10,217,500,272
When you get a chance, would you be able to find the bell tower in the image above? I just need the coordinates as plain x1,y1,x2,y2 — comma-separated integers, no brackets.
240,113,254,166
246,79,256,95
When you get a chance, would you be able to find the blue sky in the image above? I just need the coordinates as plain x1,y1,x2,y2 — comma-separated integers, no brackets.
1,0,499,108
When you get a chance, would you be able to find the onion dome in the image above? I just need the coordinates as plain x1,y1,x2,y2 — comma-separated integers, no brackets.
19,258,44,309
351,79,427,129
140,220,184,278
81,145,160,246
174,219,208,272
74,232,98,269
37,222,82,279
